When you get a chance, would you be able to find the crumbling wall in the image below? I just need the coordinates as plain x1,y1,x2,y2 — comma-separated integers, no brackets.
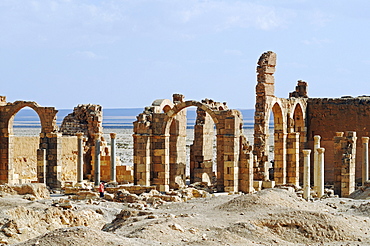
61,136,78,182
60,104,103,179
253,51,308,186
12,136,39,182
306,97,370,183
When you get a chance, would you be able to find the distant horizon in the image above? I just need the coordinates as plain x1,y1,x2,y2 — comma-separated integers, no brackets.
12,108,256,128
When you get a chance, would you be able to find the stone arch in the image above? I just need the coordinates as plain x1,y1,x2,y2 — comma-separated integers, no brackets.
292,102,306,184
292,103,305,133
151,99,174,113
270,102,287,184
4,101,58,134
163,101,220,191
164,100,219,134
134,95,245,192
0,101,59,186
8,105,43,183
271,101,285,132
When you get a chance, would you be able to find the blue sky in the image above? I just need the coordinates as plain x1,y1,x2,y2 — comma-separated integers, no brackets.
1,0,369,109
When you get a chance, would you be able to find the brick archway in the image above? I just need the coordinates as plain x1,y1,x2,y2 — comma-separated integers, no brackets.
133,95,245,192
0,101,60,187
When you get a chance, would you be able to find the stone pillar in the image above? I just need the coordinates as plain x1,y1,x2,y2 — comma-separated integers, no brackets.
274,132,287,185
313,135,321,193
362,137,369,185
110,133,117,183
341,131,357,197
216,134,225,191
94,134,101,186
333,131,357,197
302,149,311,200
76,133,84,183
44,132,62,189
333,132,344,195
286,132,300,186
133,134,151,186
37,148,46,184
151,134,170,192
317,147,325,198
253,51,276,181
222,134,240,193
239,136,254,193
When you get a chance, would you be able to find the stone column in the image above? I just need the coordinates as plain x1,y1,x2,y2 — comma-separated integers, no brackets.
94,134,101,186
76,133,84,183
151,134,170,192
110,133,117,183
313,135,321,192
317,147,325,198
302,149,311,200
37,148,46,184
274,132,287,185
362,137,369,186
286,132,300,186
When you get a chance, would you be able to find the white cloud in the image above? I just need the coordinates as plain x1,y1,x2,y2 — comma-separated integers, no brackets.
176,1,291,31
0,0,301,47
302,37,331,46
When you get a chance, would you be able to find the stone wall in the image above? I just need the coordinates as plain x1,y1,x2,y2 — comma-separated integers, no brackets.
12,136,39,182
11,136,79,184
306,97,370,183
60,104,103,178
61,136,78,182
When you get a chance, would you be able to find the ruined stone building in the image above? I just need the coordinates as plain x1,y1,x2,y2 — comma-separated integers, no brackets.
1,51,369,197
0,100,124,188
133,94,254,193
254,51,370,197
133,51,370,197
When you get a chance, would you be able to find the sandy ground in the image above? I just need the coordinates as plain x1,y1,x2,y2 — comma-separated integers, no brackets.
0,187,369,246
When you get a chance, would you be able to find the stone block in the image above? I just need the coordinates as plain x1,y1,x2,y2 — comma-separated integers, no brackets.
253,181,262,191
262,181,275,188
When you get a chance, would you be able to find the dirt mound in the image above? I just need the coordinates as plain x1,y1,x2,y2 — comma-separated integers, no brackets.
13,226,161,246
0,203,106,244
0,183,50,199
250,210,359,244
216,188,306,211
352,202,370,217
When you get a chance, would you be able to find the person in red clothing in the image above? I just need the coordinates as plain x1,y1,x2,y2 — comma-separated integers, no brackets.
99,181,105,198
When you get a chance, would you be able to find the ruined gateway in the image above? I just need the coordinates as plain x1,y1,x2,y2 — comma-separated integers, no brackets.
0,51,369,198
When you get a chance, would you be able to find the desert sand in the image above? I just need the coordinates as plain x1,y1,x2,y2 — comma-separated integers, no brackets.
0,184,365,245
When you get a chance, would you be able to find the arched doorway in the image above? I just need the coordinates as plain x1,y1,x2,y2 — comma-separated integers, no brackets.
0,101,59,186
271,102,286,185
11,107,41,183
133,95,244,192
165,101,220,191
293,103,305,184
